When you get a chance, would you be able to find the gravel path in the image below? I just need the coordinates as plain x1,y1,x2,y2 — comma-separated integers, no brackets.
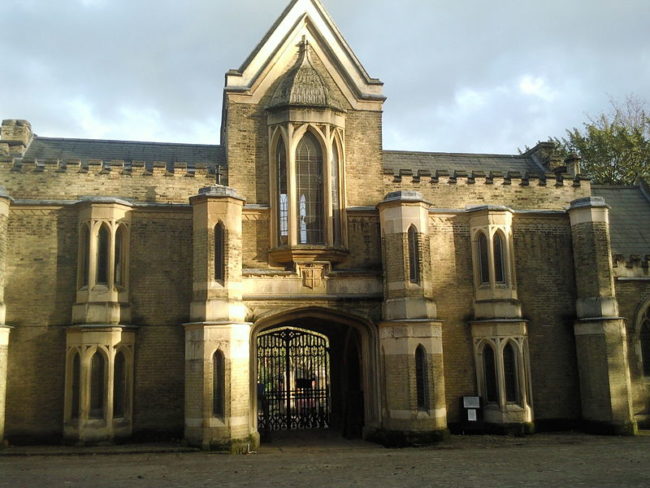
2,432,650,488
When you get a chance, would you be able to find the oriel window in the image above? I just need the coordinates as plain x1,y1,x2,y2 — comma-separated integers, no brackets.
296,132,324,245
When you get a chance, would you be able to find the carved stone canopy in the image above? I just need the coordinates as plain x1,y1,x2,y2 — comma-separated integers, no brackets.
267,38,341,111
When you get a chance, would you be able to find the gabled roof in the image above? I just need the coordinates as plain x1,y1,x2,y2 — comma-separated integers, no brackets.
22,136,224,166
383,150,544,176
224,0,383,108
592,184,650,258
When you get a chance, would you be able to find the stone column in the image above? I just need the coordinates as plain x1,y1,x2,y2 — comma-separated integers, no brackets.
184,185,258,451
569,196,636,434
0,188,12,442
377,191,447,445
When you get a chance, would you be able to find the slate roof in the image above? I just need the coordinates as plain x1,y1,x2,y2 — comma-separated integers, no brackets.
592,185,650,257
22,136,224,166
383,150,544,176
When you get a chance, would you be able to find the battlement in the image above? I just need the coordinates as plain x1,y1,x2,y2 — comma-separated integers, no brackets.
613,254,650,278
0,157,222,179
383,167,590,188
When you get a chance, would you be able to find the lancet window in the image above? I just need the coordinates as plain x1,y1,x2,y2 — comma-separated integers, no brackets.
77,220,130,291
408,225,421,284
213,350,226,418
476,338,528,408
415,344,429,410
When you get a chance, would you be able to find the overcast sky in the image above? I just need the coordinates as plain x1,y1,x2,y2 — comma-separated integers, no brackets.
1,0,649,154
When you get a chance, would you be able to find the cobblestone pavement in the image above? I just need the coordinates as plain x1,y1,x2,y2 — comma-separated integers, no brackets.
2,432,650,488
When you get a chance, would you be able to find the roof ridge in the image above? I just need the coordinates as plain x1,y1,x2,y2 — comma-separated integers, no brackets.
34,136,222,148
592,185,639,190
383,149,526,159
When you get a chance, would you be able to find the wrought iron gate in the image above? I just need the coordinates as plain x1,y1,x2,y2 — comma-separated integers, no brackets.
257,327,330,432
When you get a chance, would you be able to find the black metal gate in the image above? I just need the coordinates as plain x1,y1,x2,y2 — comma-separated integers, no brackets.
257,327,330,432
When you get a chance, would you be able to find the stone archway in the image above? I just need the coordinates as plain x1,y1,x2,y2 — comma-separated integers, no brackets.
250,308,380,442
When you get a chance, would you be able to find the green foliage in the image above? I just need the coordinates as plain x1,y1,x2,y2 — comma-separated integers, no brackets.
559,97,650,185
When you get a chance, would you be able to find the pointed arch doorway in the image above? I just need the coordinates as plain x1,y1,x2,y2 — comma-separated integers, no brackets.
254,313,374,442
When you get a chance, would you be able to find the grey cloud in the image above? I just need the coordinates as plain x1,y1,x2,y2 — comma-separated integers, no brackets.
1,0,649,153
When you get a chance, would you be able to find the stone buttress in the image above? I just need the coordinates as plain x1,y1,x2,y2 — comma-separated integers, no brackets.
184,185,258,451
377,190,448,444
568,196,636,434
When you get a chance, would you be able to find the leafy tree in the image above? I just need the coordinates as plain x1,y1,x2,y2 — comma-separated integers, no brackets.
542,97,650,185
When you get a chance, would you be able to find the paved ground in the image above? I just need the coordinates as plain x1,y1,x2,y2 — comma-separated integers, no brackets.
2,432,650,487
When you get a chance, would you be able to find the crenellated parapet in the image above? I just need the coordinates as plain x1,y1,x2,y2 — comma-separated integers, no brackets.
384,167,590,188
1,157,220,178
613,254,650,278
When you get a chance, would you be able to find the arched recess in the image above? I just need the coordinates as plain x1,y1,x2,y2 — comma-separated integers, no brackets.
478,340,498,404
250,306,380,440
89,348,108,419
635,300,650,378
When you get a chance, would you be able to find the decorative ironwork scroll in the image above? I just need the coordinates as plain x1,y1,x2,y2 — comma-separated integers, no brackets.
257,327,330,433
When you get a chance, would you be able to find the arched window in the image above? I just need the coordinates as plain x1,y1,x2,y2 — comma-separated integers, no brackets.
493,232,506,284
478,232,490,284
213,350,225,417
71,352,80,419
503,342,519,403
96,224,110,285
408,225,420,284
113,350,127,418
90,351,106,419
483,343,498,403
276,137,288,245
80,224,90,287
114,225,125,286
415,345,429,410
214,222,225,282
331,139,341,247
640,317,650,376
296,132,324,245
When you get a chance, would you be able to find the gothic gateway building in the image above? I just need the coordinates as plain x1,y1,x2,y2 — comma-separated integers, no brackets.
1,0,649,449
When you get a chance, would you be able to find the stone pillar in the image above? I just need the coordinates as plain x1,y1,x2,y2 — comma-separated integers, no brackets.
0,188,12,442
377,191,447,445
569,196,636,434
184,185,258,451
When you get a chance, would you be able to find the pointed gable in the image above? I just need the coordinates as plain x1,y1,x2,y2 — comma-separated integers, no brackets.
224,0,384,111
